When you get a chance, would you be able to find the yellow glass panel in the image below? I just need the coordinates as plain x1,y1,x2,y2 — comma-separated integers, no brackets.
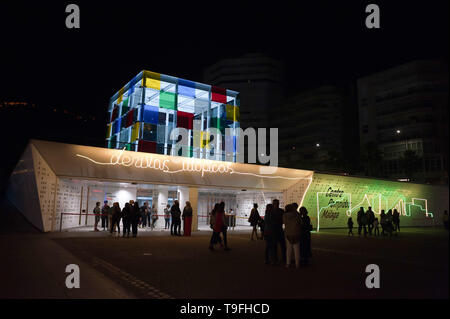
234,106,240,122
226,105,234,121
131,122,140,142
117,87,124,104
143,71,161,90
200,131,210,148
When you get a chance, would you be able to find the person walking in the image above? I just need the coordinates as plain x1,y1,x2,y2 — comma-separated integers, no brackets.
248,203,261,240
209,203,222,248
393,209,400,232
93,201,101,232
263,204,275,264
272,199,287,264
227,208,236,231
170,200,182,236
101,201,110,231
151,204,158,230
122,202,131,238
347,217,354,236
164,204,171,229
130,202,140,238
182,201,193,236
110,202,121,235
282,204,302,269
366,207,375,235
299,207,312,266
209,202,230,251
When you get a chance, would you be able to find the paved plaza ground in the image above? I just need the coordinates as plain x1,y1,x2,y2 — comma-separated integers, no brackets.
1,199,448,299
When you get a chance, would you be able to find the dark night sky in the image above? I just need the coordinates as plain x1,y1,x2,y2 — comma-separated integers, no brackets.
0,0,448,120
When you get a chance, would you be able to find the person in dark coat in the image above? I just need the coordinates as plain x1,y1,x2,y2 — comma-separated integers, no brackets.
182,201,193,236
299,206,312,266
263,203,275,264
121,202,131,238
357,207,367,236
392,209,400,232
248,203,261,240
170,200,182,236
110,202,121,235
129,202,140,238
271,199,286,264
366,206,375,235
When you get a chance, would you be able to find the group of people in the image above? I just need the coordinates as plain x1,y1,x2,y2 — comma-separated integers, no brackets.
347,206,401,237
248,199,313,268
93,200,194,237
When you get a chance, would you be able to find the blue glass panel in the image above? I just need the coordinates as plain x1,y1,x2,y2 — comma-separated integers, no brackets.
114,118,121,135
142,105,159,124
178,79,196,98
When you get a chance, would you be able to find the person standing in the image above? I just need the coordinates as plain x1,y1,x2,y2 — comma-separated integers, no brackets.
164,204,171,229
248,203,261,240
263,204,274,264
130,202,140,238
209,202,230,251
140,202,148,228
228,208,236,230
182,201,193,236
357,207,367,236
373,217,380,236
299,207,312,266
366,207,375,235
282,204,302,269
272,199,286,264
110,202,121,235
393,209,400,232
151,204,158,230
101,201,110,231
93,202,101,232
122,202,131,238
347,217,354,236
380,210,387,236
170,200,182,236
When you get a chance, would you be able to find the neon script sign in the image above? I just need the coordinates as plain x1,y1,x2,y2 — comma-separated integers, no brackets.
76,149,308,181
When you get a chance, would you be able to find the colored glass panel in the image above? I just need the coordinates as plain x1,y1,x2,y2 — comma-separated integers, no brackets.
117,87,124,104
178,79,196,98
160,91,177,110
142,123,157,142
131,122,140,142
120,115,127,130
138,140,157,153
177,110,194,130
143,71,161,90
106,123,112,138
125,109,134,128
142,105,159,124
114,118,121,135
211,86,227,103
226,104,234,121
234,106,240,122
111,105,119,122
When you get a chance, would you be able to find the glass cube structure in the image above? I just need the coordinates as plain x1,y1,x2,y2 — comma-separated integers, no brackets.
106,71,240,162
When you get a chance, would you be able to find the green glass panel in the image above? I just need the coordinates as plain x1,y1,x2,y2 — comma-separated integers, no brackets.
159,91,177,110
